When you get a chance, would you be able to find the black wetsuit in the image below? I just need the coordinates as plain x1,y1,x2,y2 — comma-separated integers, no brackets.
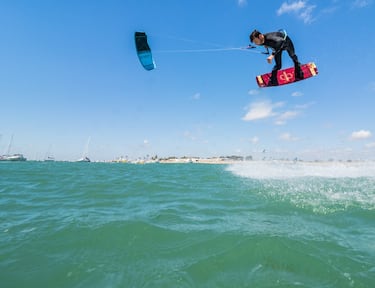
263,31,302,84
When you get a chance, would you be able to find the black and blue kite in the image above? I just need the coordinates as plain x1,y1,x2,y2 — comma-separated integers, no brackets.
134,32,156,71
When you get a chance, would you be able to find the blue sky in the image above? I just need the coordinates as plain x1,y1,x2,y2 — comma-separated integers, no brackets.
1,0,375,161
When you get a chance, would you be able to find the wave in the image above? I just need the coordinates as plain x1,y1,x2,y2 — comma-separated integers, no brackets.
227,161,375,214
227,160,375,179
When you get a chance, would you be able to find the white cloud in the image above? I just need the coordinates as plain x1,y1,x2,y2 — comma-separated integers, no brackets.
321,6,338,15
191,92,201,100
352,0,372,8
248,89,259,96
184,130,196,141
242,101,283,121
291,91,303,97
365,142,375,148
242,99,312,124
350,130,372,140
299,4,316,23
277,1,316,23
250,136,259,144
275,110,300,125
295,101,315,109
280,132,299,142
277,1,306,14
242,100,310,124
238,0,247,7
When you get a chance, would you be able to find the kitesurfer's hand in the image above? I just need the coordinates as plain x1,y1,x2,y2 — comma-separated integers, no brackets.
267,55,274,64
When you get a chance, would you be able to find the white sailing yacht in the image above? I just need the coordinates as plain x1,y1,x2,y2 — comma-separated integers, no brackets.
76,137,91,162
44,145,55,162
0,135,27,161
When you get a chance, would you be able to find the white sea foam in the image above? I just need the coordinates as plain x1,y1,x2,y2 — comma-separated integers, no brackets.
227,160,375,179
227,160,375,213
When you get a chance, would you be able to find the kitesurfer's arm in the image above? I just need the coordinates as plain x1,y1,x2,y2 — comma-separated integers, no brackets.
265,46,274,63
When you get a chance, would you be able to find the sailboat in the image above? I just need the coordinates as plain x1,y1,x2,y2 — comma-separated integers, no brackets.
0,154,27,161
44,156,55,162
0,135,27,161
76,137,91,162
44,145,55,162
76,156,90,162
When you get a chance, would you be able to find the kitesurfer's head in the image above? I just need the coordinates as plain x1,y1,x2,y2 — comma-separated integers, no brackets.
250,29,264,45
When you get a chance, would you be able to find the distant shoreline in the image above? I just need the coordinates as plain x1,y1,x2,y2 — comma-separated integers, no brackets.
158,158,239,165
3,158,373,165
111,158,374,165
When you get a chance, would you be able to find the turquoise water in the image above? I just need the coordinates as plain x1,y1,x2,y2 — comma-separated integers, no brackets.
1,161,374,287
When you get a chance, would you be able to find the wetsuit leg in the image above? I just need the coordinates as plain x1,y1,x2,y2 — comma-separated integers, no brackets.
285,37,298,64
285,37,304,79
270,52,282,85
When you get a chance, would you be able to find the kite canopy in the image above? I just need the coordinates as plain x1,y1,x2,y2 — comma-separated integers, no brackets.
134,32,156,71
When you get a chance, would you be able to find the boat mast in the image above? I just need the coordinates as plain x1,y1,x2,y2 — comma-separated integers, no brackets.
6,134,14,156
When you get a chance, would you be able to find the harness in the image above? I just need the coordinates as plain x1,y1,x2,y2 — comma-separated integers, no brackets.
272,29,288,55
279,29,287,41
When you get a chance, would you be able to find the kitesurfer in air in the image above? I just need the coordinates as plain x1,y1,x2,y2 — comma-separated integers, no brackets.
250,29,304,86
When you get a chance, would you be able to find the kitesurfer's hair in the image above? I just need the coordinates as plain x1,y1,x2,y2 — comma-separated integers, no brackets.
250,29,261,43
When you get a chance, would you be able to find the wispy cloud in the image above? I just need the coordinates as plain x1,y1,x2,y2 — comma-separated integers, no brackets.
242,101,283,121
365,142,375,148
184,130,197,141
277,1,316,24
242,100,311,125
237,0,247,7
295,102,315,109
141,139,150,148
248,89,260,96
191,92,201,100
352,0,372,8
277,1,306,14
275,110,300,125
280,132,300,142
350,130,372,140
291,91,303,97
321,6,338,15
250,136,260,144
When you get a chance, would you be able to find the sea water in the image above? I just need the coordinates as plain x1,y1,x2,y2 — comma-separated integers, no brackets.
0,161,374,287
